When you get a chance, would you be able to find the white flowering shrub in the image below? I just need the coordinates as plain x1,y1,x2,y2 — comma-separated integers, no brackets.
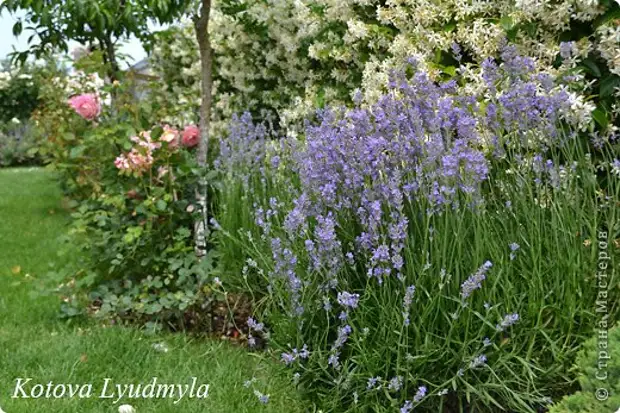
0,65,40,123
149,0,619,137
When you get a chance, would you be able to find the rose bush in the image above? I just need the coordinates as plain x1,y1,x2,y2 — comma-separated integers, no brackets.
26,51,223,327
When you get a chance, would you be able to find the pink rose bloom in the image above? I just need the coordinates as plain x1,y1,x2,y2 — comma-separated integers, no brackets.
182,125,200,148
68,93,100,120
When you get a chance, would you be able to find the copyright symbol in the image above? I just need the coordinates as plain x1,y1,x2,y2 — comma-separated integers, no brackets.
595,388,608,401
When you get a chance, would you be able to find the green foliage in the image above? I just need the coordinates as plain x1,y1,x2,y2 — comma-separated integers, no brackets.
1,0,192,78
0,168,306,413
557,2,620,134
60,136,210,323
58,123,210,325
0,120,42,167
218,144,620,412
549,325,620,413
0,58,68,167
29,55,214,326
0,64,40,123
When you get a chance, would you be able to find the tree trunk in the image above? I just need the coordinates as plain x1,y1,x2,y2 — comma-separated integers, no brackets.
193,0,212,257
102,35,120,82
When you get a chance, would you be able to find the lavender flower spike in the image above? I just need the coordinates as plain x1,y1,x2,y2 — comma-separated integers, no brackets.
388,376,403,392
469,354,487,369
460,261,492,299
496,313,520,331
400,400,413,413
414,386,427,402
337,291,360,309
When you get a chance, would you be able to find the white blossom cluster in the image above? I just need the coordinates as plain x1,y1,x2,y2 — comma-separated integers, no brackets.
149,0,615,131
0,71,12,90
597,22,620,76
0,69,36,90
65,71,105,96
150,19,202,125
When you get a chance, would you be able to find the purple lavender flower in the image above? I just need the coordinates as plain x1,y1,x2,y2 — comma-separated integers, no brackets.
337,291,360,309
217,51,576,405
281,352,296,365
451,42,462,61
388,376,403,392
469,354,487,369
414,386,427,402
216,112,271,188
247,317,264,332
269,238,304,316
327,352,340,369
400,400,413,413
461,261,492,299
482,58,500,90
298,344,310,359
483,337,492,347
367,376,381,390
509,242,520,260
323,296,332,312
611,159,620,177
559,41,576,59
497,313,520,331
333,325,352,349
281,345,310,365
403,285,416,308
590,132,605,150
253,390,270,404
402,285,416,325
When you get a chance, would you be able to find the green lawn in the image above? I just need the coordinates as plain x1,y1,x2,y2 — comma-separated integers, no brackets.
0,168,304,413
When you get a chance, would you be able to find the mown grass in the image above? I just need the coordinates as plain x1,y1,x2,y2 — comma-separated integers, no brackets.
0,167,304,413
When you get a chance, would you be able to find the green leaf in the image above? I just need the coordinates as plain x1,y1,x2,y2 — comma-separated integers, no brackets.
443,66,457,77
594,7,620,28
442,22,456,33
69,145,85,159
600,75,620,97
500,16,513,31
581,59,601,78
147,302,163,314
592,107,609,129
204,170,218,181
156,199,167,211
12,21,22,36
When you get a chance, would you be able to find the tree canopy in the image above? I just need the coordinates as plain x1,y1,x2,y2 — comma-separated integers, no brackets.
1,0,192,78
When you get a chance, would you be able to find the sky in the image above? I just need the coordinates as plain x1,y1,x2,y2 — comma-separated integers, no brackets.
0,10,148,68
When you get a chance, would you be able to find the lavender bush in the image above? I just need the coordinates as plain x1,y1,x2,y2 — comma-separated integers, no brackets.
213,49,620,412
